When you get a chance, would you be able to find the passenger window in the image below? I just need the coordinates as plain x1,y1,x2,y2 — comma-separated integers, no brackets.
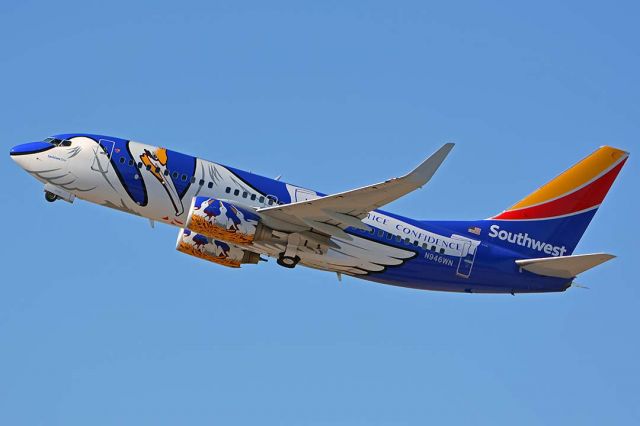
378,230,384,237
208,182,213,189
155,166,161,173
258,196,265,203
395,235,402,242
137,162,143,168
225,187,231,193
164,169,169,176
242,191,248,198
250,194,256,201
172,171,178,178
431,245,436,251
422,243,428,250
413,240,419,247
181,174,187,181
199,179,205,186
190,176,196,183
233,189,240,196
268,199,274,205
128,159,134,166
145,164,151,171
404,237,411,245
439,248,445,254
119,157,125,164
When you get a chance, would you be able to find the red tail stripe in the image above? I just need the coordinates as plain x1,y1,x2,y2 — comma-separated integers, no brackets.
493,158,626,220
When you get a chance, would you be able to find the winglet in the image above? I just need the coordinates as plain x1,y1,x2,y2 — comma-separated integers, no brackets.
403,143,455,187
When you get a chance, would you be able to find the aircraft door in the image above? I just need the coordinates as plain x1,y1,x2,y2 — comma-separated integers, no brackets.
287,184,320,203
91,139,115,172
452,235,480,278
293,188,318,202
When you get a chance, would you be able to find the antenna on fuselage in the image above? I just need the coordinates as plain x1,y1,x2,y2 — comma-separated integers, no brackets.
571,282,591,290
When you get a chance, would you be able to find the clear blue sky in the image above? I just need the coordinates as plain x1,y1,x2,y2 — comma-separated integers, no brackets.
1,1,638,424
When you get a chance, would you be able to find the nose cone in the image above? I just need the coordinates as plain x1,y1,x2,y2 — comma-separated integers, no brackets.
10,141,53,158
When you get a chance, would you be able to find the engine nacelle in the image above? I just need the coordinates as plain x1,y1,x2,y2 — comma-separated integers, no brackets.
176,228,260,268
185,196,265,244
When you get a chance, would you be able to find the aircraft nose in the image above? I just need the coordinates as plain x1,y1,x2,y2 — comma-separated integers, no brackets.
10,141,54,170
10,141,53,158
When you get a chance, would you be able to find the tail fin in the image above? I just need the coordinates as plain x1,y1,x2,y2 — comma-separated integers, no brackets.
488,146,628,257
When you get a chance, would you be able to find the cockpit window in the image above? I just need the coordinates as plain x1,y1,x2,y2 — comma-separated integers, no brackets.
45,137,72,147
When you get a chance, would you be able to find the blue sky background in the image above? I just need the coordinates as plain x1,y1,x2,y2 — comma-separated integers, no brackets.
1,1,638,424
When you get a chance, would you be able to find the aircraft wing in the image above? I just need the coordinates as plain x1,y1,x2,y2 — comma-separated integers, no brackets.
257,143,454,239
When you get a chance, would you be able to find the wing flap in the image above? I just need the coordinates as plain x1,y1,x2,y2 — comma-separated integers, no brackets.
515,253,615,278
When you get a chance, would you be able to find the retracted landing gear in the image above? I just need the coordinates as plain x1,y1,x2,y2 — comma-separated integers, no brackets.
277,254,300,269
44,191,58,202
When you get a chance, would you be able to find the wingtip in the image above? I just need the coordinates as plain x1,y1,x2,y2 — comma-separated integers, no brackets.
441,142,455,151
433,142,455,161
437,142,455,158
404,142,455,185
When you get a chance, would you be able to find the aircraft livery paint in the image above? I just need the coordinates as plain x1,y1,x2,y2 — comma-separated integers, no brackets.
12,133,627,294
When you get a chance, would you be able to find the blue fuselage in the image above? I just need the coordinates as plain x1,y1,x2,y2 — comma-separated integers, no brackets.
10,133,573,294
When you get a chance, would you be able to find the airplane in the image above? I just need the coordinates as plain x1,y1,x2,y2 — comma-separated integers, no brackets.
10,134,629,294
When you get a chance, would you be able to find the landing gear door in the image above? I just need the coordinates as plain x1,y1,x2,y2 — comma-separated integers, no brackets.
452,235,480,279
91,139,115,172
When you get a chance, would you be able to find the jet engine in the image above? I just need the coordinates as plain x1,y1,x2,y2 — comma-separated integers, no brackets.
185,196,270,244
176,228,260,268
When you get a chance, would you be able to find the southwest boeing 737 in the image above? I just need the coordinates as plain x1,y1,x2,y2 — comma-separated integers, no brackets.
10,134,629,294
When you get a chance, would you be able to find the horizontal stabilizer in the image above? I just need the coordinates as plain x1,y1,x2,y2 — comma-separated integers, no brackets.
515,253,615,278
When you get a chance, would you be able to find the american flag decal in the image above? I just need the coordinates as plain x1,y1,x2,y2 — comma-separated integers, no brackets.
468,226,481,235
114,147,121,153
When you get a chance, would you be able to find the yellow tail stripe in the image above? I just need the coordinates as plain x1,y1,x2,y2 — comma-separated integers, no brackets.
509,146,628,210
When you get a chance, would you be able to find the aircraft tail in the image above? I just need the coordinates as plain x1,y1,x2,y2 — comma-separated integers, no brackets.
486,146,629,258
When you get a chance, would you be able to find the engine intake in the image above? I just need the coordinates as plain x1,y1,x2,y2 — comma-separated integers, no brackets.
176,228,260,268
185,196,264,244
